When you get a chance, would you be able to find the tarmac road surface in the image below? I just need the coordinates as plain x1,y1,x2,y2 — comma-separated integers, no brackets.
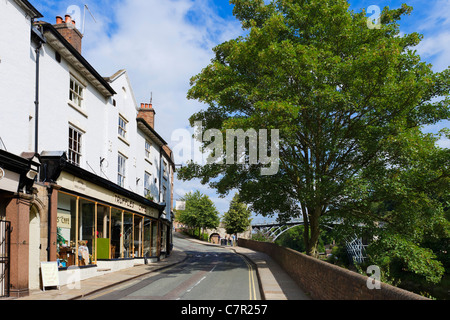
82,234,261,300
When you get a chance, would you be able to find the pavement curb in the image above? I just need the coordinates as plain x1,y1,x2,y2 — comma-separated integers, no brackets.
70,251,189,300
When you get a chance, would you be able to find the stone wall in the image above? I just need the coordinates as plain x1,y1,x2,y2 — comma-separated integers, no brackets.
238,239,428,300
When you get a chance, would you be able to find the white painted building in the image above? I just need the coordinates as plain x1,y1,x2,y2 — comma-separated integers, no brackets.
0,0,175,297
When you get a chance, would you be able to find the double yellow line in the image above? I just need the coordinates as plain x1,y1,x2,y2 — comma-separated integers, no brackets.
240,255,257,300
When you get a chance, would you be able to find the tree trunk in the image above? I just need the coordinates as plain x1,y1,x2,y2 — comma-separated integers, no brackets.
304,206,321,257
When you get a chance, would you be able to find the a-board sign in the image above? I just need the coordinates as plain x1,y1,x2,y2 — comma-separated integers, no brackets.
41,262,60,291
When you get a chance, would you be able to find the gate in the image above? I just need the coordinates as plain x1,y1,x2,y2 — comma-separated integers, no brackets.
0,221,11,298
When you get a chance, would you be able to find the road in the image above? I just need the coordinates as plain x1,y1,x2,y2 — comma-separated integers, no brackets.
82,234,261,300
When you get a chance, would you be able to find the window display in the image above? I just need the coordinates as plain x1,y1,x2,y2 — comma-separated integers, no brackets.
97,204,110,259
134,215,143,258
143,218,151,258
79,199,95,265
56,191,161,267
151,221,158,257
56,193,77,268
111,208,122,259
123,212,133,258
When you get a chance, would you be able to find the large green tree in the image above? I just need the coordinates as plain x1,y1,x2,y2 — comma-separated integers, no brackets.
178,0,450,257
177,190,220,236
222,193,252,236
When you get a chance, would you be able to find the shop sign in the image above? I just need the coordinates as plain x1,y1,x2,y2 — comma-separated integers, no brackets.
57,211,71,229
0,167,20,193
41,262,60,291
114,194,136,209
57,172,159,218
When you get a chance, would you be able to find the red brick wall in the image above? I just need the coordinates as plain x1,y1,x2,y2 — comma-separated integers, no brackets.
138,103,156,129
54,24,83,54
238,239,428,300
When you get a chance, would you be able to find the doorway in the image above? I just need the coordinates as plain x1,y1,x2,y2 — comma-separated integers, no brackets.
29,206,41,290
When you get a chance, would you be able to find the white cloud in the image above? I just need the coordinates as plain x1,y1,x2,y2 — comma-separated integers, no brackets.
81,0,241,135
72,0,244,213
413,0,450,72
415,31,450,71
437,138,450,149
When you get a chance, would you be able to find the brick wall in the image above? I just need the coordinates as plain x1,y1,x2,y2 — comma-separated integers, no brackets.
138,103,156,129
238,239,428,300
53,17,83,54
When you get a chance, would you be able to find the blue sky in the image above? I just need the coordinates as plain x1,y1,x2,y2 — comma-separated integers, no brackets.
30,0,449,221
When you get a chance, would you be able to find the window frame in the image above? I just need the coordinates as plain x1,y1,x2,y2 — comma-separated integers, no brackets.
144,171,151,198
68,126,83,166
69,76,85,109
145,140,151,159
117,153,127,187
118,115,128,140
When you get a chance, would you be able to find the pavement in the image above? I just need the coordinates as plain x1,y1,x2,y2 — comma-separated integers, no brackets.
10,234,311,301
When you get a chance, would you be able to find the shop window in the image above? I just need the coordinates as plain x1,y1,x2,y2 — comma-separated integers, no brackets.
110,208,122,259
57,193,77,268
151,222,158,257
79,199,95,266
96,204,110,260
123,212,133,258
161,225,167,253
57,192,158,264
134,215,143,258
143,218,151,258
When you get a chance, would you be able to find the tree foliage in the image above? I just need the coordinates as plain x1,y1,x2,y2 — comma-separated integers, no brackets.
177,190,220,235
178,0,450,267
222,193,252,235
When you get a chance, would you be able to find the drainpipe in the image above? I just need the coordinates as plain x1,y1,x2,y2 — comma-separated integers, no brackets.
47,185,53,261
34,41,43,154
159,146,163,203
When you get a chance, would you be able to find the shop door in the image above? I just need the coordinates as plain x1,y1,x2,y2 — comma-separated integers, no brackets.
0,221,10,298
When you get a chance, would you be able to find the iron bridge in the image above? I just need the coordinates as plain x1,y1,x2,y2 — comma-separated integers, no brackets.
251,218,367,264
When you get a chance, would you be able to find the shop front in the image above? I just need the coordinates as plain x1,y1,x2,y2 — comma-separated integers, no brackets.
40,154,166,285
56,191,162,268
0,150,40,298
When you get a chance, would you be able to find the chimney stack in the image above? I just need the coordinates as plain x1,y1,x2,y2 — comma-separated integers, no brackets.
138,103,156,129
54,14,83,54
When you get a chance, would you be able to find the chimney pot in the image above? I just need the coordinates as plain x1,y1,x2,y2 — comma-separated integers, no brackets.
138,102,156,129
141,103,153,109
54,14,83,54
